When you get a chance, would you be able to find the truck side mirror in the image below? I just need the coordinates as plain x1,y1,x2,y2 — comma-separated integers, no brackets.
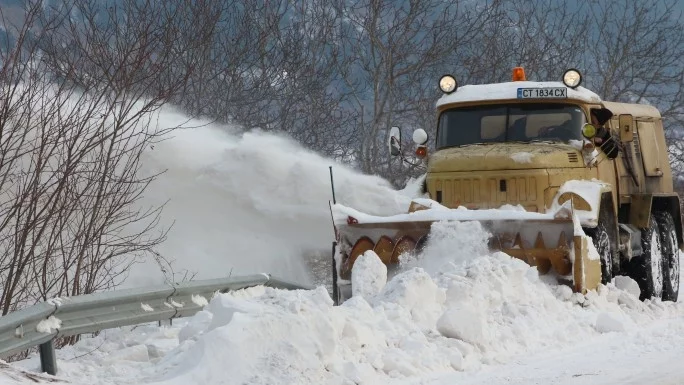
388,126,401,156
619,114,633,142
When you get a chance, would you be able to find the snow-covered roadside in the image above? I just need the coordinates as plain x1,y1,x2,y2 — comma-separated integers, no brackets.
7,221,684,385
4,323,185,385
407,316,684,385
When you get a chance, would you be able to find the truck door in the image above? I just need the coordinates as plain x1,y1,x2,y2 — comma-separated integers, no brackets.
614,115,644,194
635,119,664,193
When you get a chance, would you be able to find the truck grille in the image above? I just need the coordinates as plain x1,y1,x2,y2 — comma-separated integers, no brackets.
435,176,539,208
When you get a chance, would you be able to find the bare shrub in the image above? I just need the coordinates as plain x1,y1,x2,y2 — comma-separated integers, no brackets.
0,0,217,321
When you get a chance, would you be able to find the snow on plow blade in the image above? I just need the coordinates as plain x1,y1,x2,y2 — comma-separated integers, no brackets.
331,200,602,294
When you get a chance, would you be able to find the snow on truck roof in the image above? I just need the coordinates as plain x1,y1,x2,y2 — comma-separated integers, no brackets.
601,100,662,119
436,81,603,107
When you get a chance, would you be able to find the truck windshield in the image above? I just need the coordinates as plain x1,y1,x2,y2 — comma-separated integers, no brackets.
436,103,585,149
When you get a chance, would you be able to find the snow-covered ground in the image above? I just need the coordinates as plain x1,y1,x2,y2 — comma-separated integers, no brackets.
3,105,684,384
4,221,684,385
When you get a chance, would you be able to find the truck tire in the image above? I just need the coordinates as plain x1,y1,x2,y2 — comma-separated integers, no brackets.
585,201,618,285
629,215,664,300
586,221,613,284
655,211,679,302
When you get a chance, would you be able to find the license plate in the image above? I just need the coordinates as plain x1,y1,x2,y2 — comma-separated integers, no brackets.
517,87,567,99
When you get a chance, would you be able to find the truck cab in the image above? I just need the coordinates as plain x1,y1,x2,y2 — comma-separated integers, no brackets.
392,67,681,301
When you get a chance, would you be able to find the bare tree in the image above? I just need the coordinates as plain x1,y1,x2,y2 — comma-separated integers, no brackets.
326,0,502,186
165,0,355,159
458,0,590,84
580,0,684,178
0,0,219,320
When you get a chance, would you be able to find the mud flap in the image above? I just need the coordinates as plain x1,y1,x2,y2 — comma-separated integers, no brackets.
573,235,602,294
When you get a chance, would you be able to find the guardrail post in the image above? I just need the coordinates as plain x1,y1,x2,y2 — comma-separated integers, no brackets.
39,340,57,375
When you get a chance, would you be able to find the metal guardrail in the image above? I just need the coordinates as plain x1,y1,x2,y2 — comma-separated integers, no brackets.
0,273,311,375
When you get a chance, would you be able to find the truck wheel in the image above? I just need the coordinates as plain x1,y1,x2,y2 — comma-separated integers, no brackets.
629,215,664,300
586,221,613,284
585,201,618,285
655,211,679,302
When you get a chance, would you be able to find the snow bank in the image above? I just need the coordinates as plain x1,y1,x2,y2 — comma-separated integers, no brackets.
124,105,413,287
8,224,684,385
129,221,684,385
11,323,183,385
614,275,641,298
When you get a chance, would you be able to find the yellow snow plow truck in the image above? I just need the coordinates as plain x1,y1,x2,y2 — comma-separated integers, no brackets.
330,67,682,305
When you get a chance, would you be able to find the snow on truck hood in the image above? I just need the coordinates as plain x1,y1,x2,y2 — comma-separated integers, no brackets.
428,142,584,172
436,81,602,107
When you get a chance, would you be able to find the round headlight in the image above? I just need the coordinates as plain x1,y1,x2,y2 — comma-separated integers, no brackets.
412,128,428,145
439,75,457,94
563,69,582,89
582,123,597,139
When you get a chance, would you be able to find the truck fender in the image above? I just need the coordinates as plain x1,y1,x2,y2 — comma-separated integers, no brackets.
553,180,613,228
629,194,683,244
626,194,683,252
651,195,684,251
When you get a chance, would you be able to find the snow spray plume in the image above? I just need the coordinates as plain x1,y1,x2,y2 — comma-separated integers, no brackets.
124,105,412,287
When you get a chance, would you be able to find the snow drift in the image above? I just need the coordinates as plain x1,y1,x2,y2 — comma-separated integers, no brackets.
9,219,684,385
124,106,413,287
119,221,683,385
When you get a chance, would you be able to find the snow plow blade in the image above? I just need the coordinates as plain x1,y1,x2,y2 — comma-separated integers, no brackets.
331,200,602,295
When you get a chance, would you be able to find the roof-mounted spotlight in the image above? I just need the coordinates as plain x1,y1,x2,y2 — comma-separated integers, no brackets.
563,68,582,89
439,74,457,94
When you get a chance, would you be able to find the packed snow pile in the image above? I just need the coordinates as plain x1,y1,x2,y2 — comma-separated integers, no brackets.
112,221,681,385
8,220,684,385
351,251,388,298
401,221,491,276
